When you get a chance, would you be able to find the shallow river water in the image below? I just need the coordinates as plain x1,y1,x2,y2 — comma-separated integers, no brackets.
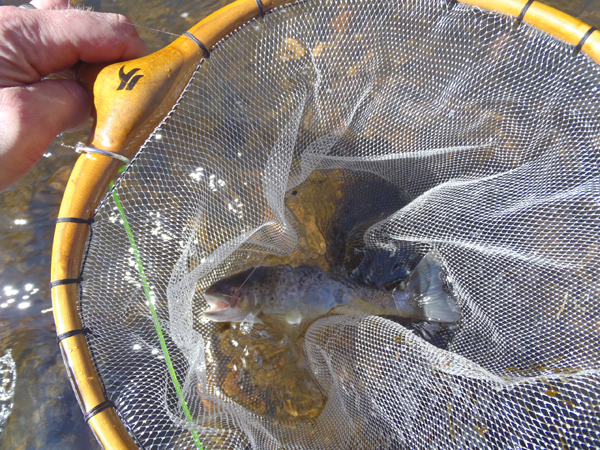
0,0,598,448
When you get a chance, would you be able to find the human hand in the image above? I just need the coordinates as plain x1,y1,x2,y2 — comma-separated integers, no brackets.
0,0,148,191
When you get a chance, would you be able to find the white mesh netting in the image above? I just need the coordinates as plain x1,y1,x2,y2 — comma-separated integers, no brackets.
78,0,600,448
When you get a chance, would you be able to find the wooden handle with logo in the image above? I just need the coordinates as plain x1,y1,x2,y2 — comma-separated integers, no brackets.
76,0,288,160
77,34,201,158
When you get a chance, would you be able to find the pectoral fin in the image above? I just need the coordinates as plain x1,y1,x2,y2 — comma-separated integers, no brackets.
259,313,293,333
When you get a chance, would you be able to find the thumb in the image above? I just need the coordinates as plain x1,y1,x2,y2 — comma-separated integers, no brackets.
0,79,90,190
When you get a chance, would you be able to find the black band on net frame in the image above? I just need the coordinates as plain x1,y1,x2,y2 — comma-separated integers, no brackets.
183,31,211,57
574,26,598,56
49,277,83,289
83,399,115,422
516,0,535,25
255,0,265,18
56,327,92,343
56,217,95,225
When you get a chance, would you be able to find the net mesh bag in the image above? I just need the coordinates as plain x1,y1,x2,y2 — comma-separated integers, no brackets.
77,0,600,448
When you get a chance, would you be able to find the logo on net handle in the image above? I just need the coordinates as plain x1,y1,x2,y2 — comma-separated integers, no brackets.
117,66,144,91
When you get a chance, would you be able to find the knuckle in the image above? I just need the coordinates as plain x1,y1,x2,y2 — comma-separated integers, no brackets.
0,8,23,42
111,13,139,39
115,13,133,25
106,12,133,30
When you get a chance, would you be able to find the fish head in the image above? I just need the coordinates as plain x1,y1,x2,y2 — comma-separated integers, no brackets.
203,266,268,322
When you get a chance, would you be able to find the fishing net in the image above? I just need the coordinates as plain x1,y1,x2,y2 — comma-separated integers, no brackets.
75,0,600,448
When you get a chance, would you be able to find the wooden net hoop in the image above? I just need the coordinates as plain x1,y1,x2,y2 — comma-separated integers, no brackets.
50,0,600,447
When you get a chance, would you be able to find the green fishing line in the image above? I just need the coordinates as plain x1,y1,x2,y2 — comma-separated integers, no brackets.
110,168,203,449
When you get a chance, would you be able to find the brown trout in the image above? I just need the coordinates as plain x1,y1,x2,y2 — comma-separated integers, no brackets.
204,250,461,331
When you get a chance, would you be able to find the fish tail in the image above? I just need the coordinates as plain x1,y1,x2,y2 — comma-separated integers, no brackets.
413,252,461,323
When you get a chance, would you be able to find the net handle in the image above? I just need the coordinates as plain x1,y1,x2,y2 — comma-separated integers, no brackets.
50,0,600,448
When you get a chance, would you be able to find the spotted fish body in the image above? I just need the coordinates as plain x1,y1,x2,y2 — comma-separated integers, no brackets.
204,251,461,331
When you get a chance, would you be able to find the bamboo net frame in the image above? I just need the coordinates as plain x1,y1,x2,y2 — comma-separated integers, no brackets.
50,0,600,447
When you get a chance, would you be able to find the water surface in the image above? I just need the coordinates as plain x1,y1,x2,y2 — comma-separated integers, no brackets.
0,0,598,448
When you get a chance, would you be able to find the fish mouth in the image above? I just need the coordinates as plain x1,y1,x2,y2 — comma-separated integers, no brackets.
204,294,232,318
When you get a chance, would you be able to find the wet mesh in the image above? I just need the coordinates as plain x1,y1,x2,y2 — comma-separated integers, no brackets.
79,0,600,448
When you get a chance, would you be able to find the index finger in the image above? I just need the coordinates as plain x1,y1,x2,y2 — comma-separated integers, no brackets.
0,7,149,86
